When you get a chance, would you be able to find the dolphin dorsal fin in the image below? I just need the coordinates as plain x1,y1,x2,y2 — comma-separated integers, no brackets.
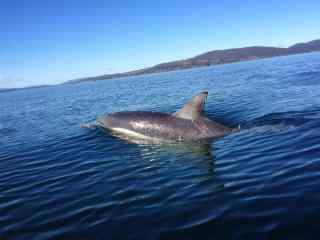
173,91,208,121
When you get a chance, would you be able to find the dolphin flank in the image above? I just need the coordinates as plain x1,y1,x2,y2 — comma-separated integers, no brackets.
97,91,234,142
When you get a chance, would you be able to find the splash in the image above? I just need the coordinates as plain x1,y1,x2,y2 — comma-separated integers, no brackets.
80,121,99,129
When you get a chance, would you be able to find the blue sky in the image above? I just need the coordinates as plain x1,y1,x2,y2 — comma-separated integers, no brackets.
0,0,319,88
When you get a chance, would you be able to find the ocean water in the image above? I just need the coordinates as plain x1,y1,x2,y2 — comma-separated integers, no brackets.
1,52,320,240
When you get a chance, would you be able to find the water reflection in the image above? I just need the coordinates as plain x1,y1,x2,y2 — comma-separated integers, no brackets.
110,130,214,156
106,131,224,188
137,142,214,168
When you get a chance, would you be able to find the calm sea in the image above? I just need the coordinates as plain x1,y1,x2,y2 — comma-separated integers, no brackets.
1,52,320,239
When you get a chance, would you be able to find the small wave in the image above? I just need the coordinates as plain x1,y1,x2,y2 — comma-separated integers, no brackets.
239,110,320,131
245,73,274,81
282,71,320,86
0,125,18,135
295,71,320,77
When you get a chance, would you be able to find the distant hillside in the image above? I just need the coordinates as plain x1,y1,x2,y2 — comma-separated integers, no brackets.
0,84,52,93
68,39,320,83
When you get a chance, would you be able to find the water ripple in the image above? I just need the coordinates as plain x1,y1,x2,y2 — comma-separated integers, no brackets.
1,52,320,239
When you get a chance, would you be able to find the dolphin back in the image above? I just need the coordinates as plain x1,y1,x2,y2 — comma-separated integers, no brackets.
96,91,234,142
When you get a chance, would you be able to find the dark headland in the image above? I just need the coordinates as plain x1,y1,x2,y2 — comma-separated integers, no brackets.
69,39,320,84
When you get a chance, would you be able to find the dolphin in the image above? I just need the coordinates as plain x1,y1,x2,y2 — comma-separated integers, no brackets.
97,91,235,142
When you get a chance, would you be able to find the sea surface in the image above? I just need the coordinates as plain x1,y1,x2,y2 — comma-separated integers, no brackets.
1,52,320,240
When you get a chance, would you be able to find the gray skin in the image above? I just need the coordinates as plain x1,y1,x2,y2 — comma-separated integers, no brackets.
97,91,234,142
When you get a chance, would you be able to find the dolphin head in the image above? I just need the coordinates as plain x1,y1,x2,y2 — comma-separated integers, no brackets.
173,91,208,121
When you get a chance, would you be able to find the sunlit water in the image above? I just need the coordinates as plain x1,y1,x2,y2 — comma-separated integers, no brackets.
1,52,320,239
